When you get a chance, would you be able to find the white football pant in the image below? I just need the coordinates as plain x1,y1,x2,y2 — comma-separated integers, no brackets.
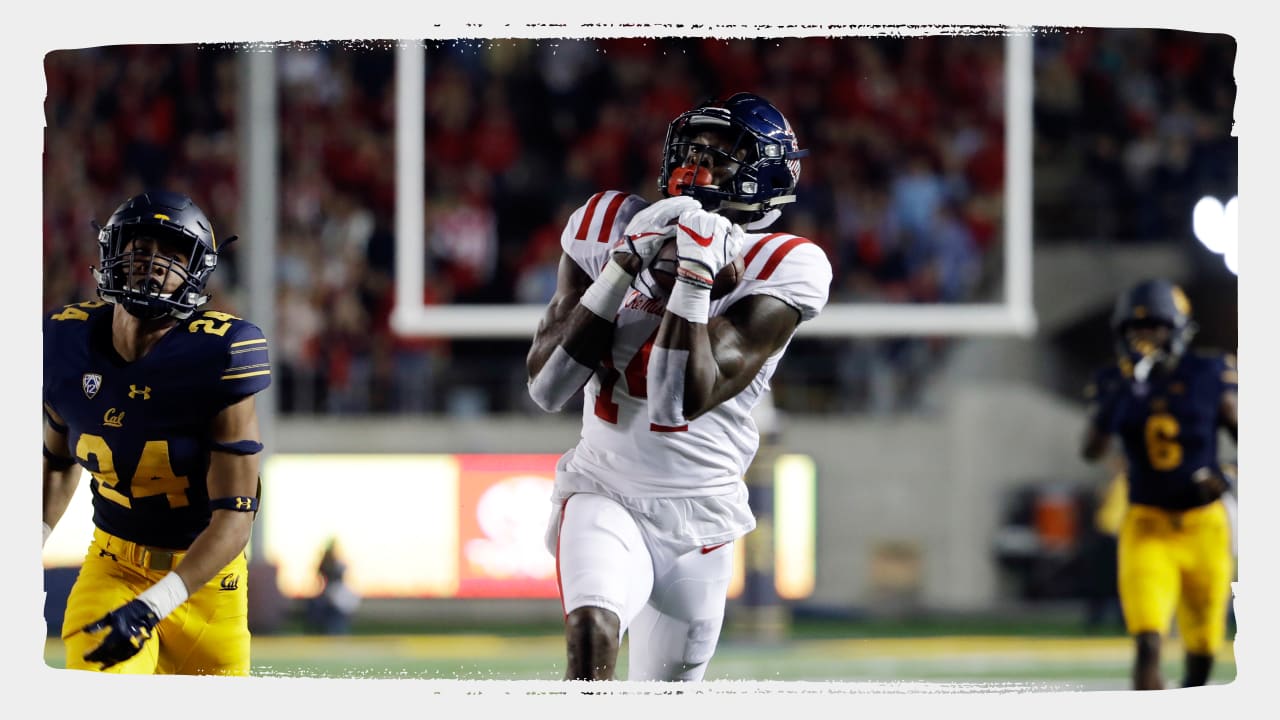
555,491,735,681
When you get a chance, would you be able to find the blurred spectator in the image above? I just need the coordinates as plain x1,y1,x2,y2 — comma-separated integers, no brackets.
427,169,499,302
889,151,948,242
514,200,576,306
304,538,361,636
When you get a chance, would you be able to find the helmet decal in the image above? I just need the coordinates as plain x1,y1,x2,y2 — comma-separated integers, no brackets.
1171,285,1192,317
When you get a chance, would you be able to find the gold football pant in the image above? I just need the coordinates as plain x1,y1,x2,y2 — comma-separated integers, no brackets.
1118,501,1233,655
61,528,251,675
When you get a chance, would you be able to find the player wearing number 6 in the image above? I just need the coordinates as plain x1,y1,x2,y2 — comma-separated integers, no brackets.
1080,279,1237,690
42,191,270,675
526,93,830,681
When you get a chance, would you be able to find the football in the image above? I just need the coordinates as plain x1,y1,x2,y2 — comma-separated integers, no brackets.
649,237,744,300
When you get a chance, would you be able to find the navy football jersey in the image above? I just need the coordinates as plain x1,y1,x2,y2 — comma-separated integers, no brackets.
1086,350,1237,510
42,300,271,549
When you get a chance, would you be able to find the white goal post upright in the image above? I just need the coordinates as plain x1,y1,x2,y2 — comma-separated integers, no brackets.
394,39,427,323
389,32,1038,339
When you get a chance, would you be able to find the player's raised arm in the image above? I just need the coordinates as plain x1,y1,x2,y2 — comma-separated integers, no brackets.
651,290,799,425
526,195,695,412
525,251,614,409
645,205,791,424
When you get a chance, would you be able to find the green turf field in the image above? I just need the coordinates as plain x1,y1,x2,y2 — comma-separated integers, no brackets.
42,633,1236,690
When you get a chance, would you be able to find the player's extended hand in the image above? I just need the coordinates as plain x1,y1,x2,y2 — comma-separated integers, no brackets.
674,207,745,284
81,598,161,669
620,196,702,266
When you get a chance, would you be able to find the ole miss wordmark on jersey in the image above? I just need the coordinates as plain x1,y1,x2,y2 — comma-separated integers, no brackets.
1087,351,1236,510
560,191,832,496
42,301,271,549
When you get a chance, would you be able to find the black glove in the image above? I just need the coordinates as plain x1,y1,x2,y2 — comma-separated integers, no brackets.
82,598,160,669
1188,467,1232,506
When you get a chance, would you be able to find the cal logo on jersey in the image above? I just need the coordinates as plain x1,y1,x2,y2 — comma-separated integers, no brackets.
82,373,103,399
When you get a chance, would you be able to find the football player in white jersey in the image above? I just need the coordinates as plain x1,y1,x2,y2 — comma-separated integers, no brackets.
527,93,831,681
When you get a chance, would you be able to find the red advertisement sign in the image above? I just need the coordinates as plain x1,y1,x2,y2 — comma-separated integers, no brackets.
455,454,562,598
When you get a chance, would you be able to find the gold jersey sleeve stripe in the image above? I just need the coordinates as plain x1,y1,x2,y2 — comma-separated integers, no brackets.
221,370,271,380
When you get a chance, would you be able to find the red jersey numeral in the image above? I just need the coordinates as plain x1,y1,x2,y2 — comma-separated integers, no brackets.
594,328,659,423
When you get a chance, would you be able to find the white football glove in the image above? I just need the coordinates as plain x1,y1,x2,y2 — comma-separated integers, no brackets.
620,196,702,265
674,207,745,285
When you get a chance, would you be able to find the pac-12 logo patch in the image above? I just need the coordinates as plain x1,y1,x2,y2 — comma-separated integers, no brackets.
82,373,103,399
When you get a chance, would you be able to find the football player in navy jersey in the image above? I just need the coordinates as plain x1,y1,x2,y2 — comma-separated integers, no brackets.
42,191,271,675
1080,279,1237,690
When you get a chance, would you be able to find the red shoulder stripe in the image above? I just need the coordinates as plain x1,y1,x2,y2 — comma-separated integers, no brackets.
596,192,629,244
757,237,812,280
574,192,607,241
742,232,789,269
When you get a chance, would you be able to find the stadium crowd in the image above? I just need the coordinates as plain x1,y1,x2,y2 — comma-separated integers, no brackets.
42,31,1236,415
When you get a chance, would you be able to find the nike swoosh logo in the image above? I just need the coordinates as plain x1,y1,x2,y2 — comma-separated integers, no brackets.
700,542,729,554
678,222,715,247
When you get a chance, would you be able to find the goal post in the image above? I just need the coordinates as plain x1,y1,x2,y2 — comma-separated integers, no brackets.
389,31,1037,340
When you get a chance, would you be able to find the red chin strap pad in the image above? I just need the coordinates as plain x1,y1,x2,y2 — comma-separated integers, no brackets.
667,166,714,196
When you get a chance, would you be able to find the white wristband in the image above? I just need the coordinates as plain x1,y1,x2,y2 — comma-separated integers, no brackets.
579,259,635,320
42,522,52,548
667,278,711,324
137,571,190,620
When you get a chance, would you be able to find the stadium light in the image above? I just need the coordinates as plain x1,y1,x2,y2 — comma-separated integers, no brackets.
1192,194,1238,275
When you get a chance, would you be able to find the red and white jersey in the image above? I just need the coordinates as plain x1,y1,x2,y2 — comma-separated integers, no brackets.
555,191,831,506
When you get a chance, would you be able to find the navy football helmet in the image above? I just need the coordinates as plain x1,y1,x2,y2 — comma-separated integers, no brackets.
92,191,234,321
658,93,807,225
1110,278,1197,369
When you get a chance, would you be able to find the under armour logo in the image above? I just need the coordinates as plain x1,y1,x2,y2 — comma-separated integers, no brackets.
219,574,240,591
98,548,118,562
128,385,152,400
235,498,253,510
